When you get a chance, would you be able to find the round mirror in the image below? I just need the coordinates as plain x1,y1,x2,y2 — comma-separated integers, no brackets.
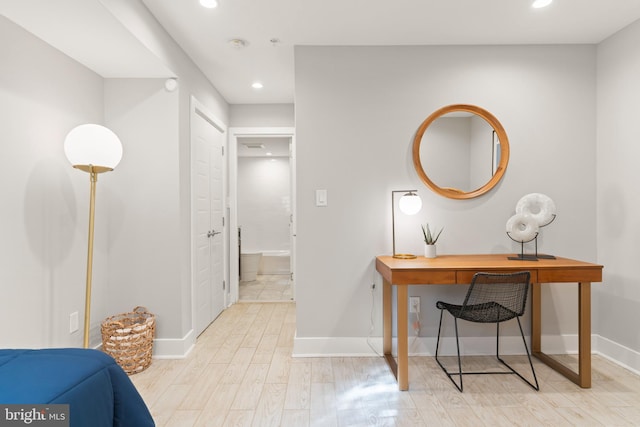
412,104,510,199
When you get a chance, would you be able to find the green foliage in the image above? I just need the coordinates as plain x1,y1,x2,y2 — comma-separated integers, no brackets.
421,223,444,245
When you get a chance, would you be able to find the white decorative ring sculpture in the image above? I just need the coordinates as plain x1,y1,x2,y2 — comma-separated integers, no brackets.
506,213,539,243
515,193,556,226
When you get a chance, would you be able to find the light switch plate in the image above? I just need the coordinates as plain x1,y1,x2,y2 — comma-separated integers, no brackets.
70,311,79,334
315,189,327,207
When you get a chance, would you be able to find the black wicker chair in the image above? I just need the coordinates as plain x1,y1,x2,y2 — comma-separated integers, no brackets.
435,271,539,392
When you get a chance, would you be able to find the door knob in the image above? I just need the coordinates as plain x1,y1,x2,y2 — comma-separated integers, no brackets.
207,229,221,238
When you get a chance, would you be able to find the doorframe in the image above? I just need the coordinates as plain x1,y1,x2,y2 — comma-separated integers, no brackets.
190,96,229,337
228,127,296,304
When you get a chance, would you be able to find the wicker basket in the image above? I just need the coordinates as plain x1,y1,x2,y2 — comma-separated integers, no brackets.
101,306,155,375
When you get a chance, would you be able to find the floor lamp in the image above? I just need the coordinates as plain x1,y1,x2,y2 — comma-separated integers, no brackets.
64,124,123,348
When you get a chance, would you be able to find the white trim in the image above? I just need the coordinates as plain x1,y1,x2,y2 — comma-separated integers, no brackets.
145,331,640,375
594,334,640,376
292,337,382,357
228,127,296,304
293,333,640,374
152,329,196,359
293,335,548,358
189,96,229,337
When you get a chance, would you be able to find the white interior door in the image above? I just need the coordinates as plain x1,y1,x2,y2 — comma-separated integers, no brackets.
193,108,225,337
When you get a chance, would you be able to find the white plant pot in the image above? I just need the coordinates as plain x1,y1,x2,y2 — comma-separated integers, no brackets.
424,244,437,258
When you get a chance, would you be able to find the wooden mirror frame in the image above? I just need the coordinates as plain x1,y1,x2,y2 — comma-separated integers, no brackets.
412,104,510,200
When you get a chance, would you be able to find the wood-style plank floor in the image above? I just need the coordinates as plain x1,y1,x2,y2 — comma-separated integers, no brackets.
130,303,640,426
239,275,292,302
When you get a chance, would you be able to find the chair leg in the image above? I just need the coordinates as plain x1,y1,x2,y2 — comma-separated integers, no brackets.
435,310,444,359
496,321,501,359
454,318,463,391
516,317,540,391
435,310,463,392
496,317,540,391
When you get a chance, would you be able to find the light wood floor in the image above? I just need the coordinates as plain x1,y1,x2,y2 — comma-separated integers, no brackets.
239,275,292,302
131,303,640,426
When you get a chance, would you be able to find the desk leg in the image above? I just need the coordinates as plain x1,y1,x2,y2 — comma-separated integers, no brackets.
578,282,592,388
382,278,397,384
531,282,541,354
383,278,392,356
397,285,409,390
382,279,407,389
531,281,592,388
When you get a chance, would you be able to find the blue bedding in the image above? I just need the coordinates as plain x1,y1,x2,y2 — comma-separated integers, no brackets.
0,348,154,427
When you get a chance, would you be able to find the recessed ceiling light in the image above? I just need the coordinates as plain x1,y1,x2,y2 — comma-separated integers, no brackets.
200,0,218,8
266,152,273,156
252,82,264,89
532,0,552,8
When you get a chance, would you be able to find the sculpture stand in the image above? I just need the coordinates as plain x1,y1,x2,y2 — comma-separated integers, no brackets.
507,232,539,261
533,236,556,259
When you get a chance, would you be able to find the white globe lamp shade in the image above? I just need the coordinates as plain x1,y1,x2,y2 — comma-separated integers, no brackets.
399,193,422,215
64,124,123,169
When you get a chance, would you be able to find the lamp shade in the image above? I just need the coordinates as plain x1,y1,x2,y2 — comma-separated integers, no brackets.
398,192,422,215
64,124,123,169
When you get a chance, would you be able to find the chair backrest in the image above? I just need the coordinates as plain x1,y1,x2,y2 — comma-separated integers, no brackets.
462,271,531,318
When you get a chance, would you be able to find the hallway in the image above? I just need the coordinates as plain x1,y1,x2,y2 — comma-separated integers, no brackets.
239,274,293,302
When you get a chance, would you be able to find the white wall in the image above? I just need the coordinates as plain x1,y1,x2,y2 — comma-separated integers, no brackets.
230,104,295,127
0,16,107,347
596,19,640,363
238,157,291,253
1,1,229,353
294,45,597,352
102,0,230,343
103,79,181,339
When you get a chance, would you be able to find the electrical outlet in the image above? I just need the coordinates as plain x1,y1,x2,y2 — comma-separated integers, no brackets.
69,312,79,334
409,296,420,313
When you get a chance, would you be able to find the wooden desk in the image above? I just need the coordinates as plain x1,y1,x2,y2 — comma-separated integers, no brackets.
376,254,603,391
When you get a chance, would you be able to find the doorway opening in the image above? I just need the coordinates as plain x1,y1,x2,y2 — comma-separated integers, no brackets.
229,128,296,304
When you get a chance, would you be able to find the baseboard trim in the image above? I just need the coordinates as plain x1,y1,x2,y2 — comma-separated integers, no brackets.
149,329,640,375
293,333,640,374
152,329,196,359
293,335,568,357
594,334,640,375
292,337,382,357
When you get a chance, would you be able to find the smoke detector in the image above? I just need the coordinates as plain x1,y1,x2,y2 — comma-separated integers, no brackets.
228,38,247,49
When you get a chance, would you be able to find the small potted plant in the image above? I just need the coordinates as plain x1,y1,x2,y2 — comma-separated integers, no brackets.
421,223,443,258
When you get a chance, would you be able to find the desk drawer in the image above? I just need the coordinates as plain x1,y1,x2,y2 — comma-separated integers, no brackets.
537,268,602,283
397,270,456,284
456,270,538,284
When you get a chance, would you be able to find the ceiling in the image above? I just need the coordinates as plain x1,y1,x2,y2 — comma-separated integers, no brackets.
3,0,640,105
141,0,640,104
1,0,173,78
238,137,290,158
